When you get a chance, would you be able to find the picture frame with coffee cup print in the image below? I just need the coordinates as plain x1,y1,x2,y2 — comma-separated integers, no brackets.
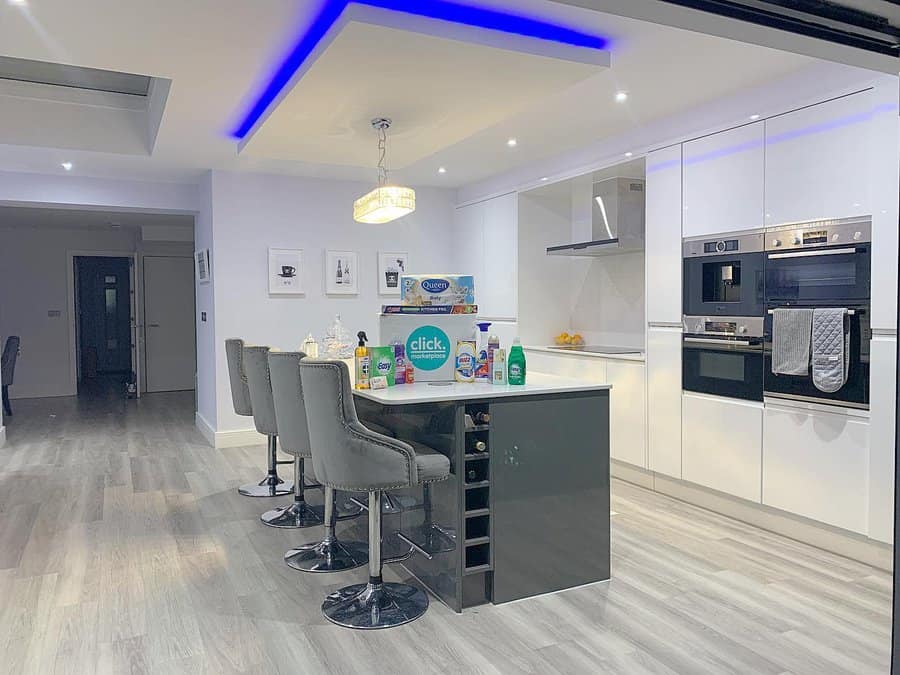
324,250,359,295
195,249,211,284
268,248,304,295
377,251,409,296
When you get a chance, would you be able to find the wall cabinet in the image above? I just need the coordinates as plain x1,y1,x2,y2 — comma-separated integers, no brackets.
764,90,873,227
682,393,762,502
762,403,869,534
608,360,646,468
645,145,683,324
682,122,764,237
646,326,681,478
453,193,517,320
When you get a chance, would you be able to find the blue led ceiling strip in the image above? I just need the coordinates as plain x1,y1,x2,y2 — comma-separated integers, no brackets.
231,0,608,139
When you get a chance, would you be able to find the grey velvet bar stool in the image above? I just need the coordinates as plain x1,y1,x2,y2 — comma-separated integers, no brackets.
298,359,450,629
243,345,322,526
225,339,291,497
268,351,369,571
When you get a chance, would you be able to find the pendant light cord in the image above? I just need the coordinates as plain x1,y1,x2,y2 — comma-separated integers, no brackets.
377,123,387,187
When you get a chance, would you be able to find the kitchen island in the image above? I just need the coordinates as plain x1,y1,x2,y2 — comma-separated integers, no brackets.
353,374,611,611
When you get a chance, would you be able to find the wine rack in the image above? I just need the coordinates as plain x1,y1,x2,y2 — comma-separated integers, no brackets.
462,403,492,584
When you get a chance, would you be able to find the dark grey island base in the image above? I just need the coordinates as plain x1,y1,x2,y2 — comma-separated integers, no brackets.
353,377,611,612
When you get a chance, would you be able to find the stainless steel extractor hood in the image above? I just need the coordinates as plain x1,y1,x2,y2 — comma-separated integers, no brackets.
546,177,645,257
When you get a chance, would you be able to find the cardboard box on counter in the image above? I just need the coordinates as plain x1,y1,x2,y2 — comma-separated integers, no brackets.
381,304,478,315
400,275,475,306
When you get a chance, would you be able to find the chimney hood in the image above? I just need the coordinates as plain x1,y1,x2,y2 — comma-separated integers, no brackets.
546,177,645,257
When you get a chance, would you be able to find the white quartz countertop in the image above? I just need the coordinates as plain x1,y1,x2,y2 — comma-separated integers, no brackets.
525,345,645,362
352,372,611,405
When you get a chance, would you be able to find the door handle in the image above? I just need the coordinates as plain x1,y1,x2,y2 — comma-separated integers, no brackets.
148,323,160,328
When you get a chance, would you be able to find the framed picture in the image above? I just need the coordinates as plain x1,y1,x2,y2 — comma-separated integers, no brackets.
324,250,359,295
195,249,211,284
268,248,304,295
377,251,409,296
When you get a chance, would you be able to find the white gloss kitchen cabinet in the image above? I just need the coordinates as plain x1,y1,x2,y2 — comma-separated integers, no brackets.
646,327,682,478
682,393,762,502
645,145,682,325
764,90,873,227
453,193,517,320
682,122,764,237
762,403,869,534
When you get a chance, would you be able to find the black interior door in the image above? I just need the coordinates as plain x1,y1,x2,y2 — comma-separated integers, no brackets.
77,257,132,375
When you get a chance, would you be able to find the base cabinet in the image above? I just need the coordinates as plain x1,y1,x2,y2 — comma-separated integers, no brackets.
647,327,682,478
682,393,762,502
608,360,646,468
762,403,869,534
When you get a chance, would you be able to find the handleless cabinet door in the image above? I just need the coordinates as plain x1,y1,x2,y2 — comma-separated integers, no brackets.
764,90,873,227
683,122,764,237
682,392,762,502
868,335,896,543
608,360,646,468
490,393,610,603
480,192,518,320
645,145,683,324
762,404,869,534
646,326,682,478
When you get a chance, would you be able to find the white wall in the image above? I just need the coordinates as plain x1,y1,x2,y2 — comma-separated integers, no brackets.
195,172,217,436
204,170,457,436
0,224,138,398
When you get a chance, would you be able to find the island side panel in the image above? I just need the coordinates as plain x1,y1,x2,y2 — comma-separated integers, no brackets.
490,391,611,604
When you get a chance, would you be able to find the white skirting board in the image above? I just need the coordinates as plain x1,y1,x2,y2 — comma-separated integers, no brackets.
611,459,893,572
195,413,265,449
0,425,6,448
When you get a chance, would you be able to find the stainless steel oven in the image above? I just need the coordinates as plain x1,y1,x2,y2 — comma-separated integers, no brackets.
763,217,872,409
683,316,765,402
683,230,765,317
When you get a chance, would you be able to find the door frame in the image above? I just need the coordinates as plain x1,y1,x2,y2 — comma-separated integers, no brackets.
67,250,140,397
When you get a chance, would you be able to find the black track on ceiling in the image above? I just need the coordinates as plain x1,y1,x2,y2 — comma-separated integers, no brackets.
657,0,900,57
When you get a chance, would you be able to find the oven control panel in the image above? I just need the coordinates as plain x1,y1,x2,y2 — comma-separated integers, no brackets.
765,217,871,251
683,231,764,258
683,315,765,338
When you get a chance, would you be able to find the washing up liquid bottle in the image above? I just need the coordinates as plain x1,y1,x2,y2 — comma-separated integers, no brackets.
355,331,370,389
507,337,526,385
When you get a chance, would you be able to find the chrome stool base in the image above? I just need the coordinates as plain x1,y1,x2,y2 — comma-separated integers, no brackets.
260,501,324,528
238,476,293,498
285,539,368,573
322,581,428,629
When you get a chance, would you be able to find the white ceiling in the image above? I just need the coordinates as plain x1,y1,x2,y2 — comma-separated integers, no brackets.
0,0,861,189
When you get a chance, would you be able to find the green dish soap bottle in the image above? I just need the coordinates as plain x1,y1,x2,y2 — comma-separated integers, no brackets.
507,337,526,385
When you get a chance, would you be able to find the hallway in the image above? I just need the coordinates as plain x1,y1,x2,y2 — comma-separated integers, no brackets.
0,393,892,674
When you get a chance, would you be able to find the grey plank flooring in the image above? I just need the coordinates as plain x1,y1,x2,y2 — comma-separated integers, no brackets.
0,390,891,674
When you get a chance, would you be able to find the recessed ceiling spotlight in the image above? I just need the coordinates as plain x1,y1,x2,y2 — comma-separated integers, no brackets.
61,161,73,171
438,166,447,174
540,177,549,181
7,0,27,6
507,138,517,147
615,91,628,102
749,114,761,120
624,152,633,157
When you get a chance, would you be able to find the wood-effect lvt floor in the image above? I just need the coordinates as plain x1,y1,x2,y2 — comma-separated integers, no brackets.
0,390,891,674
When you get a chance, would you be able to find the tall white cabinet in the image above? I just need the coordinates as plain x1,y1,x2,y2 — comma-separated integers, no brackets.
682,122,764,237
453,192,518,320
645,144,683,479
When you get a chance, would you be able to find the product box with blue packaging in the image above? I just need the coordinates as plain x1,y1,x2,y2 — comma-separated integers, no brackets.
400,275,475,306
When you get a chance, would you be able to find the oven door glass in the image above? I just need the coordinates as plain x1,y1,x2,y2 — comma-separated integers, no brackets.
683,251,765,316
765,244,870,304
682,338,764,402
763,309,870,408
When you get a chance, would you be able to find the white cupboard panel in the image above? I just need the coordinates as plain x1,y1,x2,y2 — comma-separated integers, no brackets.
645,145,683,324
763,404,869,534
481,192,518,320
523,350,608,383
682,393,762,502
608,360,646,468
647,327,682,477
764,91,873,226
683,123,764,237
867,336,896,543
453,202,484,291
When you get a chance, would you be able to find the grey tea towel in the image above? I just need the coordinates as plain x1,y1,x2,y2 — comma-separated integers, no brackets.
812,308,850,393
772,308,813,376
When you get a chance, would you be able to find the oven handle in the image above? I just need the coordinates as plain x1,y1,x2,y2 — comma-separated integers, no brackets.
684,337,754,346
767,247,858,259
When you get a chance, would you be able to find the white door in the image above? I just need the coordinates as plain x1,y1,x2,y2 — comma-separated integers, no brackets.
144,256,196,392
646,326,682,478
645,145,683,324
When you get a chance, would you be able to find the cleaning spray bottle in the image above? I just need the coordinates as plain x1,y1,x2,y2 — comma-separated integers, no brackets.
355,331,370,389
474,322,492,382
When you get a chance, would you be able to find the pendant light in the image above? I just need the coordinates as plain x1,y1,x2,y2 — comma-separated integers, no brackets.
353,118,415,224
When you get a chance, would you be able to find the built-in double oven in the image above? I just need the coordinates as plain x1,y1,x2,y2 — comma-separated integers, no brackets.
682,217,872,409
682,230,766,401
